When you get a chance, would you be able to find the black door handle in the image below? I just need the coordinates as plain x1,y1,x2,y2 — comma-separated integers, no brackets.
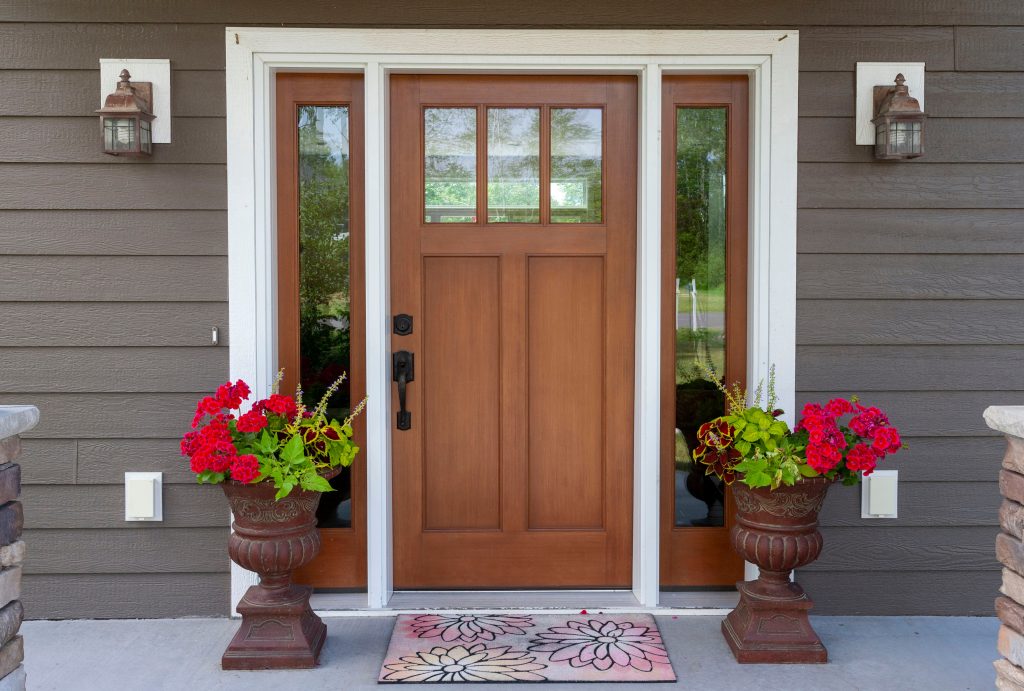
392,350,414,431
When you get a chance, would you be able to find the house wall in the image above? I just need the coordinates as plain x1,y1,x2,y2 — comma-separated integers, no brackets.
1,1,1020,618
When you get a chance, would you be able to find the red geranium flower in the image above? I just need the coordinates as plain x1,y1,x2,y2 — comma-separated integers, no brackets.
871,426,902,455
236,409,268,433
230,454,260,484
845,443,878,475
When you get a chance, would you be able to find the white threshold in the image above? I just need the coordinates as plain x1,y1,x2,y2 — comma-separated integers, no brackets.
226,27,800,614
310,590,739,618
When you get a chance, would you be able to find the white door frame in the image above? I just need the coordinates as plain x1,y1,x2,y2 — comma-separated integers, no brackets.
225,28,799,612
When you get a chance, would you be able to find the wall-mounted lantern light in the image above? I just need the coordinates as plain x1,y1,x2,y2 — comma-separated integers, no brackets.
872,73,926,160
96,69,155,156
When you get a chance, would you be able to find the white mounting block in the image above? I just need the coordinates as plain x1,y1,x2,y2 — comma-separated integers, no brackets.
100,58,172,143
125,471,163,521
855,62,925,146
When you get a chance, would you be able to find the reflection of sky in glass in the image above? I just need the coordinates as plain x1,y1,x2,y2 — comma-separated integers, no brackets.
298,107,348,164
551,108,602,222
551,108,601,156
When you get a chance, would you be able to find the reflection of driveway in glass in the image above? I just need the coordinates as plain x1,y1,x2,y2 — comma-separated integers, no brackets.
676,311,724,330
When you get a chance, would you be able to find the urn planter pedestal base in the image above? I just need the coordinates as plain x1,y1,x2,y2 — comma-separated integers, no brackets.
221,584,327,670
721,578,827,664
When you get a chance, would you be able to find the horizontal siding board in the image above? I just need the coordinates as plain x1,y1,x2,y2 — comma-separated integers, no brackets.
805,526,999,571
23,528,228,574
77,439,196,484
835,436,1005,483
797,300,1024,345
800,71,1024,118
0,394,199,438
0,348,228,392
0,303,228,347
794,391,1012,437
0,70,225,118
797,209,1024,254
797,255,1024,299
0,117,226,164
798,118,1024,163
22,484,225,528
819,482,999,527
798,163,1024,209
799,27,954,72
0,23,225,70
0,257,227,301
797,345,1024,391
957,27,1024,71
0,210,226,255
17,439,76,485
22,573,228,619
801,570,998,615
1,0,1020,25
0,164,226,210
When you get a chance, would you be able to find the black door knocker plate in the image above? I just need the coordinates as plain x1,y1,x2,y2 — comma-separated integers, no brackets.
392,350,415,430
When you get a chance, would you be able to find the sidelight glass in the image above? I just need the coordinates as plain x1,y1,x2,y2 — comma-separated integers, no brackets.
487,108,540,223
424,108,478,223
673,107,728,528
297,104,353,528
550,108,603,223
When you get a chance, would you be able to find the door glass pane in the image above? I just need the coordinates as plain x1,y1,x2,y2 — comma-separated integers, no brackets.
487,108,540,223
297,105,353,528
424,108,477,223
674,107,728,528
550,108,602,223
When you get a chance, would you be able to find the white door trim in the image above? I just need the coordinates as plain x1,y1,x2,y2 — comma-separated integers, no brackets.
225,28,799,613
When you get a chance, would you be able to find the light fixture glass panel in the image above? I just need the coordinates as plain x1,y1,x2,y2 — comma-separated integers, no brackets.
140,120,152,153
487,108,540,223
296,104,353,528
550,108,602,223
104,118,135,152
674,107,729,528
424,108,477,223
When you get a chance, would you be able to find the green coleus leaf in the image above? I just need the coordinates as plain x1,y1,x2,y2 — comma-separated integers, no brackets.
763,436,778,451
799,464,820,478
769,420,789,436
735,439,751,455
300,471,334,493
731,418,747,431
741,426,762,442
742,469,772,488
280,434,305,463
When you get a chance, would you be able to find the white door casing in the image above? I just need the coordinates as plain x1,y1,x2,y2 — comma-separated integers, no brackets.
225,28,799,613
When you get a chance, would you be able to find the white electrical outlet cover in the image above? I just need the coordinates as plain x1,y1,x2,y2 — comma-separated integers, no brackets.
125,471,163,521
100,59,172,143
861,469,898,518
855,63,925,146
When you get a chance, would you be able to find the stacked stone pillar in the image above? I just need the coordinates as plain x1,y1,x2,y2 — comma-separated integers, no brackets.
986,406,1024,690
0,406,38,691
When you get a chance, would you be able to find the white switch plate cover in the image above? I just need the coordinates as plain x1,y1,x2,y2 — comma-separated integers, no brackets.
125,471,163,521
855,62,925,145
861,469,898,518
100,58,171,143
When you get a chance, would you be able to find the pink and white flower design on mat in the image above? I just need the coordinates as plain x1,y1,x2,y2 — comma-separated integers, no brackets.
382,643,547,682
409,614,534,643
528,618,671,672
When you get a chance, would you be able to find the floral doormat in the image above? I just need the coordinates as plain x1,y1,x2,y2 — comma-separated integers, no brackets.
378,613,676,683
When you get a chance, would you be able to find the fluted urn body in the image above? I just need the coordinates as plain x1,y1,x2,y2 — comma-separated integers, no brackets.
722,477,832,664
220,475,334,670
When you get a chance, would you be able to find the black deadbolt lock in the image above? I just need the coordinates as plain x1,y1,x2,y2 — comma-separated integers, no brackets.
393,314,413,336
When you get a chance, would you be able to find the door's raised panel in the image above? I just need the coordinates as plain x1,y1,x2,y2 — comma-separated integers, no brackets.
422,256,502,530
527,256,605,530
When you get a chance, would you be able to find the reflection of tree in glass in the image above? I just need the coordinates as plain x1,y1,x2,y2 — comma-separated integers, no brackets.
551,108,602,222
676,108,727,384
425,108,477,212
298,105,350,411
487,108,540,221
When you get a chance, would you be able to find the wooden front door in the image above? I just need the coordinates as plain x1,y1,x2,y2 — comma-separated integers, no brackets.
390,75,637,589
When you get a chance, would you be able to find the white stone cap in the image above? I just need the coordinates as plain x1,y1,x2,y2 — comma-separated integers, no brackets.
0,406,39,441
985,406,1024,439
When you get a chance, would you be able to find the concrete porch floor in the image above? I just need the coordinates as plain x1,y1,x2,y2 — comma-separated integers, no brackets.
23,615,997,690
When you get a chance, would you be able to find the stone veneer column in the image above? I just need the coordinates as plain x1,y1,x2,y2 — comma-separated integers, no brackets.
0,406,38,691
986,406,1024,690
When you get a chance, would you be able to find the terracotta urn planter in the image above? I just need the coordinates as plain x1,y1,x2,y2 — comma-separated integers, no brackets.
220,470,337,670
722,476,832,664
